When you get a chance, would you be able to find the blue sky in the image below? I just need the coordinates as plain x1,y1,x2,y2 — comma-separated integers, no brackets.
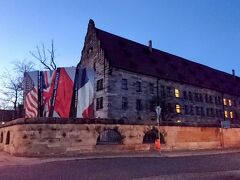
0,0,240,75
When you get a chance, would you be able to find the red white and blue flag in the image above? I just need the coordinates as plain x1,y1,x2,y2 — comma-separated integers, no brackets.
42,70,57,117
24,71,39,118
76,68,94,118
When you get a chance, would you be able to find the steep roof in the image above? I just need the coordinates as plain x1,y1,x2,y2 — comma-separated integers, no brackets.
95,28,240,97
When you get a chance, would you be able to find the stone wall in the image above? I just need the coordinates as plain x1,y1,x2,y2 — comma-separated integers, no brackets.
1,118,240,157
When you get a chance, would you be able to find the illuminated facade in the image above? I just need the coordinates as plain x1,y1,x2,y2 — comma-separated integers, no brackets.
79,19,240,126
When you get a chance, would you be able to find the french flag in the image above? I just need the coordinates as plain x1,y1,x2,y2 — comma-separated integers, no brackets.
76,68,94,118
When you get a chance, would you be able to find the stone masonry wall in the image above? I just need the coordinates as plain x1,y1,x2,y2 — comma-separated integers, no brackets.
1,118,240,157
107,67,240,126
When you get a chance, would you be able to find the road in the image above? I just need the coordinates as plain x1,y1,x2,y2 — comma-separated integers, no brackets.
1,152,240,180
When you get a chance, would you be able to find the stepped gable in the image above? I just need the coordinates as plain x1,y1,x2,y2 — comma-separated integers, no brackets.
95,27,240,97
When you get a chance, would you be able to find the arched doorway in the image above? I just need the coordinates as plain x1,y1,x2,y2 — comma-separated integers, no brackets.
97,129,122,145
143,129,165,144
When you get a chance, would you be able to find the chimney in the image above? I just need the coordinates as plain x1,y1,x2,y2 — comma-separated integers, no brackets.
232,69,235,76
148,40,152,53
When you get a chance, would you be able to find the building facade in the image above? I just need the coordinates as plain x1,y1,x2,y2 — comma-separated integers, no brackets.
79,19,240,126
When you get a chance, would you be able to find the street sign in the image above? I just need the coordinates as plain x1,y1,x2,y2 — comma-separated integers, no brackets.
155,106,161,116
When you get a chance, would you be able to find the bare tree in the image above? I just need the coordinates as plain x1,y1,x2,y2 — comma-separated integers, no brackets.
0,60,35,116
30,40,57,70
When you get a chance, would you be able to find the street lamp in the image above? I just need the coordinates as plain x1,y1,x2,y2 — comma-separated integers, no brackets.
155,106,162,149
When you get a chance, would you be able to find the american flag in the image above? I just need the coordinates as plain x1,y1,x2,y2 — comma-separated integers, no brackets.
25,87,38,117
24,72,39,118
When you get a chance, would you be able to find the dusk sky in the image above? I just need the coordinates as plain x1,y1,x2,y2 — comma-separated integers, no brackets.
0,0,240,75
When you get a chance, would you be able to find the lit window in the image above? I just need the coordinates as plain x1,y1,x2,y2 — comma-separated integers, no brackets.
230,111,233,119
175,89,180,98
224,110,228,118
175,104,181,113
223,98,227,106
229,99,232,106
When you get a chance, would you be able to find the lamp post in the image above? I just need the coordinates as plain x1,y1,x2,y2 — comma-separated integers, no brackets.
155,106,162,147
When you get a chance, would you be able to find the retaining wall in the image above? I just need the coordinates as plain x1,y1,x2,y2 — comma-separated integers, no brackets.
0,118,239,156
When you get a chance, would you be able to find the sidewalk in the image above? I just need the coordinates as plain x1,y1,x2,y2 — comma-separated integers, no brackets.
0,148,240,167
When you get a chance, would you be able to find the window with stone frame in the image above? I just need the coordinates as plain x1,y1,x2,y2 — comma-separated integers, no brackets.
199,94,203,102
195,93,199,102
149,83,154,94
136,81,142,92
122,78,128,90
206,108,210,117
136,99,142,111
122,97,128,110
209,96,213,103
224,110,228,118
175,104,181,113
183,91,188,99
215,97,218,105
166,86,172,97
230,111,234,119
195,106,201,115
200,107,205,116
233,100,237,107
149,100,155,112
205,94,209,103
175,88,180,98
218,97,222,105
160,85,165,97
188,91,193,101
96,97,103,110
190,105,194,115
184,105,189,115
96,79,103,91
210,108,214,117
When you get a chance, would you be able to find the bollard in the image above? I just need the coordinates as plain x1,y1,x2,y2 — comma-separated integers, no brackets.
155,138,161,150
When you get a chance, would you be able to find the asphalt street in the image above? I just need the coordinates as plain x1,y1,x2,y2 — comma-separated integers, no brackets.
1,152,240,180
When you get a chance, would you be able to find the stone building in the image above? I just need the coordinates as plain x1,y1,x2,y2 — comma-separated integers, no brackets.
78,19,240,126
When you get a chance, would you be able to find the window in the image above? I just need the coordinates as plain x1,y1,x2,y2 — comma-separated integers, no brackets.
183,91,188,99
210,108,214,117
122,97,128,110
223,98,227,106
229,99,232,106
160,85,165,97
196,106,200,115
199,94,203,102
149,100,155,112
188,92,193,101
96,97,103,110
200,107,204,116
230,111,233,119
224,110,228,118
233,100,237,107
175,104,181,113
96,79,103,91
167,86,171,97
218,97,222,104
175,89,180,98
195,93,199,102
190,106,194,115
149,83,154,94
206,108,210,117
136,99,142,111
215,97,218,105
205,94,208,103
136,81,142,92
184,105,189,114
122,79,128,90
209,96,213,103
